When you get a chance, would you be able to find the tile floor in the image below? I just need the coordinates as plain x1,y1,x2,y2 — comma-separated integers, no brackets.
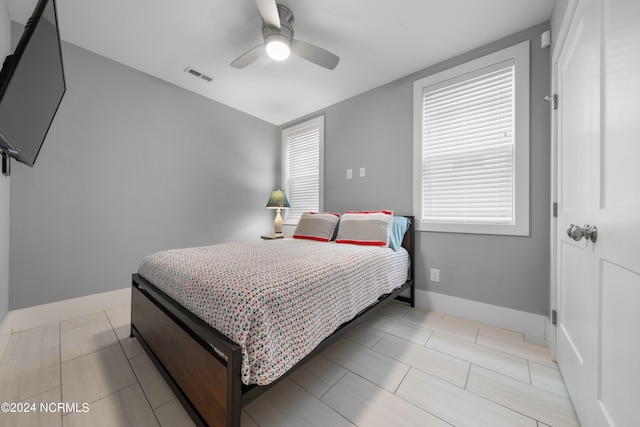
0,301,580,426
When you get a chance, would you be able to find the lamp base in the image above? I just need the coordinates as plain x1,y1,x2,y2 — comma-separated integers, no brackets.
261,234,284,240
274,208,283,235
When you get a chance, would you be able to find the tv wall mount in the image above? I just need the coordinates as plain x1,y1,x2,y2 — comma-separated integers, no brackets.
1,150,10,177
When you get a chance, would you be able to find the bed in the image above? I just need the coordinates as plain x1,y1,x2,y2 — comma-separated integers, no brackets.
130,214,414,427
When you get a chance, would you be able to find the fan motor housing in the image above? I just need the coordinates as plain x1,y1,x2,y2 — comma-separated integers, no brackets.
262,4,294,42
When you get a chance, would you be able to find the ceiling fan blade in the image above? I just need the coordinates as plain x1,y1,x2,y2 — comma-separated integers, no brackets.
230,44,265,69
292,40,340,70
254,0,281,29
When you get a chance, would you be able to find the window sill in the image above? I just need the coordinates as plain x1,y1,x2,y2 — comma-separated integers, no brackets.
415,221,529,237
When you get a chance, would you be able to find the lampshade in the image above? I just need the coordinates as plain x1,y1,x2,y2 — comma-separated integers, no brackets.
266,189,290,209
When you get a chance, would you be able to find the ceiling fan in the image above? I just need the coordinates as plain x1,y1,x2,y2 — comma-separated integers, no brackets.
231,0,340,70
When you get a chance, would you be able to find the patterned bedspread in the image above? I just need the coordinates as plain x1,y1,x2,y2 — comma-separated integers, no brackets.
138,239,409,385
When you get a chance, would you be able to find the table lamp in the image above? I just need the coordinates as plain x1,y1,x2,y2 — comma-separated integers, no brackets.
266,189,290,236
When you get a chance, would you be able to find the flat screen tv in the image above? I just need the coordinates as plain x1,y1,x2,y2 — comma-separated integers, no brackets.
0,0,65,168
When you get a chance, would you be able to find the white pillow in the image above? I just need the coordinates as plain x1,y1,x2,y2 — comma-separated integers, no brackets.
292,212,341,242
335,210,393,247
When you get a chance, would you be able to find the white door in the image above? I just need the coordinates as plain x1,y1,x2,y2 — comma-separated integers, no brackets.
556,0,640,426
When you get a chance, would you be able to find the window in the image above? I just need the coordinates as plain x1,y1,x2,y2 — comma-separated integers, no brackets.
282,116,324,223
413,41,529,236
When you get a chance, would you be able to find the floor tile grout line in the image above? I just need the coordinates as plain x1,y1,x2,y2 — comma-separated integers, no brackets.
315,364,349,402
477,332,553,356
59,341,121,364
103,308,163,414
401,364,519,427
0,331,62,410
470,338,555,370
125,353,165,426
424,330,547,371
335,324,536,402
344,326,386,348
392,358,411,395
61,310,162,425
465,364,578,426
333,368,450,427
364,315,543,384
391,368,457,427
421,336,532,384
444,314,527,341
462,362,471,389
383,316,474,341
526,360,573,400
395,307,540,348
464,378,543,427
363,332,473,391
466,389,549,426
365,327,552,394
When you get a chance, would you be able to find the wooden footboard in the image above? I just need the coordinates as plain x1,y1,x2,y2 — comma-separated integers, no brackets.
131,275,242,427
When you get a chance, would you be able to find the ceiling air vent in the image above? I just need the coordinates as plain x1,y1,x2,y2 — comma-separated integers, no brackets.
184,66,213,83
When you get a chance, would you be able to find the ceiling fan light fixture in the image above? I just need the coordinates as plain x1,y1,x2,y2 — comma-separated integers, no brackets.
265,34,291,61
231,1,339,70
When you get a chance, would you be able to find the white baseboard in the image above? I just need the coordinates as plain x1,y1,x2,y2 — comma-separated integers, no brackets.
415,289,548,343
10,288,131,333
0,311,11,359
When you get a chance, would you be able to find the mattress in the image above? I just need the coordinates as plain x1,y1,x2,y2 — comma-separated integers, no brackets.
138,239,409,385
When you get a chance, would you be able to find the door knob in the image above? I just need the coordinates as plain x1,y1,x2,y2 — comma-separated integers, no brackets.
567,224,597,243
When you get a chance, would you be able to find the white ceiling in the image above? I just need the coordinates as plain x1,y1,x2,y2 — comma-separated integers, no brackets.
7,0,554,125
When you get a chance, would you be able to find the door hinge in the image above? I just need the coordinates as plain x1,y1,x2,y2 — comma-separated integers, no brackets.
553,202,558,218
551,309,558,326
545,94,558,110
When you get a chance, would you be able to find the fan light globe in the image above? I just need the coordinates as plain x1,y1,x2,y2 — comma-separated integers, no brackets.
266,39,290,61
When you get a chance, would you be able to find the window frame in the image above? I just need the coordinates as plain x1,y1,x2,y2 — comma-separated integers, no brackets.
282,115,324,225
412,41,530,236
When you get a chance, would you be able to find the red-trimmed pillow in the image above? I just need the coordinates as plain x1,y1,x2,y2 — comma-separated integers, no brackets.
293,212,341,242
335,210,393,247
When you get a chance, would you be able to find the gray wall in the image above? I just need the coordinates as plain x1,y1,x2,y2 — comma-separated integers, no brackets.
0,0,9,321
284,23,551,315
9,27,279,310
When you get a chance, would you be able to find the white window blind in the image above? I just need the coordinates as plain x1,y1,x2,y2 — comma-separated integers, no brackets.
421,60,515,224
413,41,529,236
283,117,323,222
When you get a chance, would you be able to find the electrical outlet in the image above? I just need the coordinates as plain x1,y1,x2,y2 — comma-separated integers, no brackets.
430,268,440,283
347,168,353,179
360,167,366,177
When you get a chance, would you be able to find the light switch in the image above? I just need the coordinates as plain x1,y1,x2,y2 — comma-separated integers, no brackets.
360,167,366,177
347,169,353,179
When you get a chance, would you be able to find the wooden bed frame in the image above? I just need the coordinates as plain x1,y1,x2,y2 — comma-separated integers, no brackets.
130,216,415,427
